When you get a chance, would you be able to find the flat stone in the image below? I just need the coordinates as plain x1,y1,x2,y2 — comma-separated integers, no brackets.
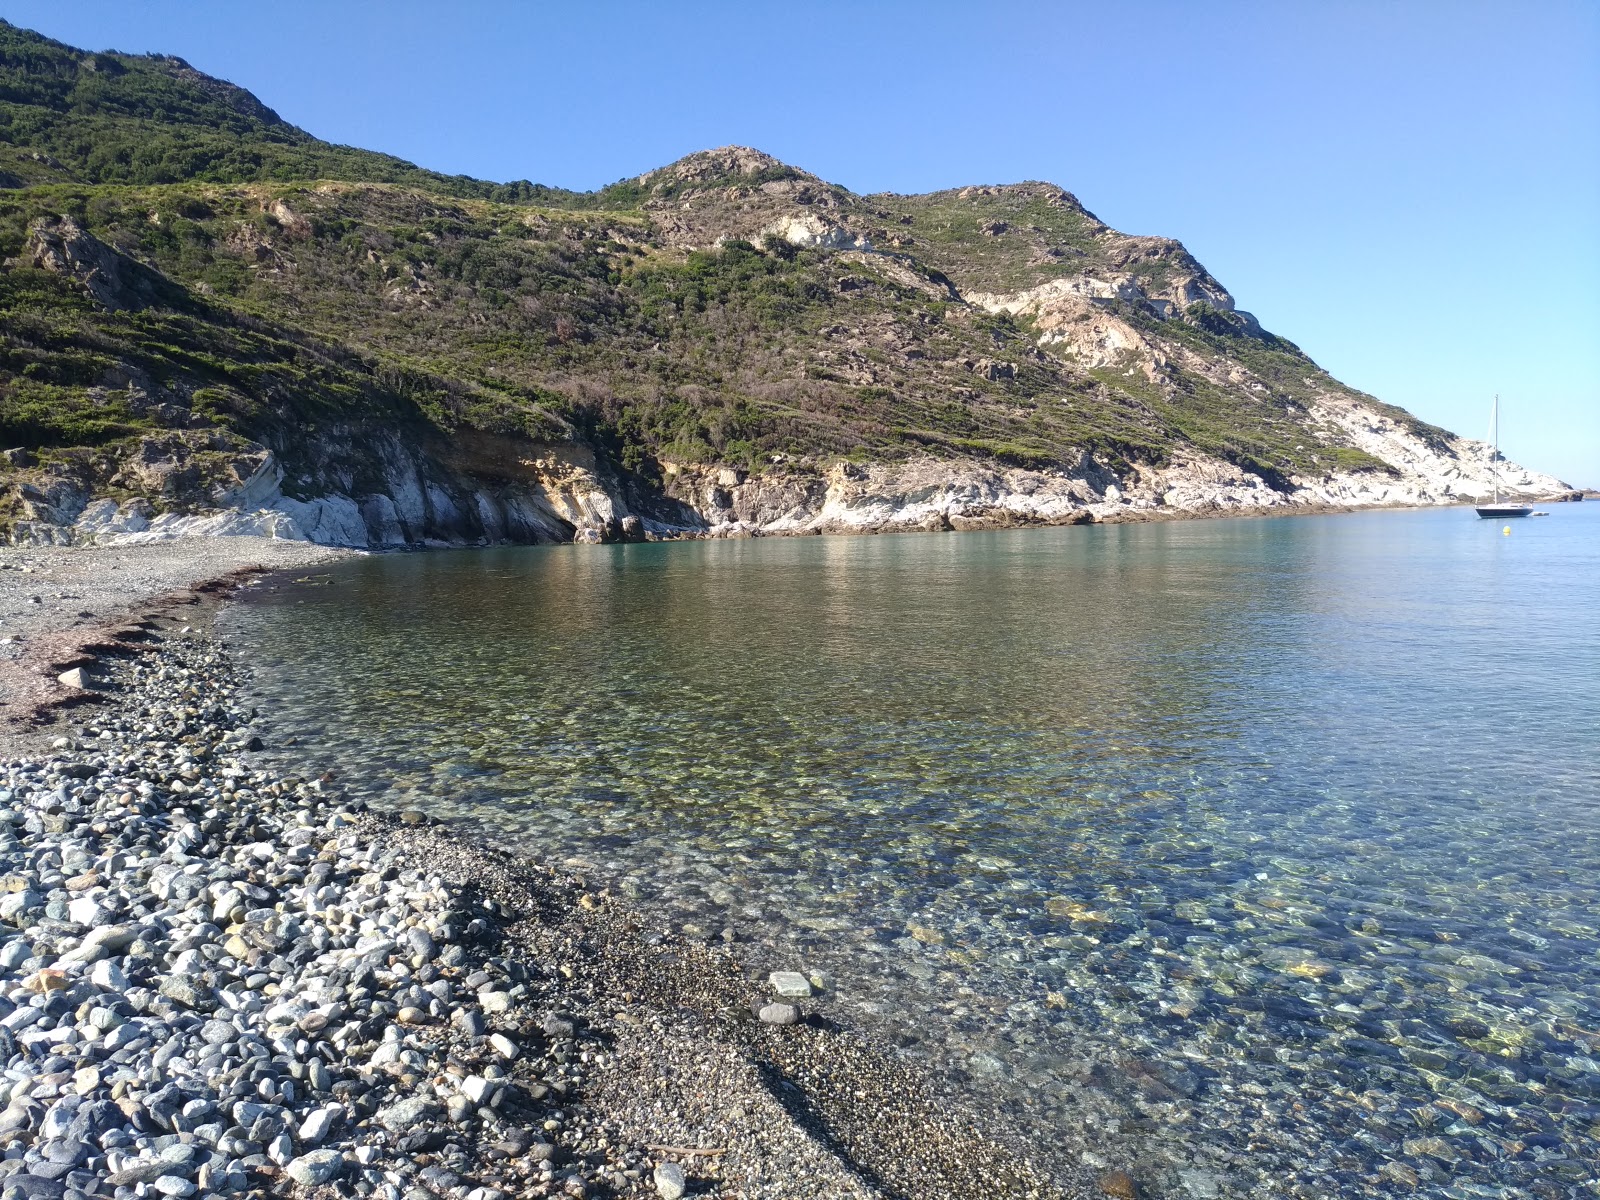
768,970,814,998
298,1106,336,1144
200,1019,236,1045
1098,1170,1138,1199
107,1161,173,1186
405,928,436,961
23,970,66,993
377,1096,440,1132
65,897,101,926
157,975,213,1011
0,1176,67,1200
79,922,138,955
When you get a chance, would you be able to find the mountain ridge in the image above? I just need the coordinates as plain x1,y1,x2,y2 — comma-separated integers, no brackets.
0,21,1571,547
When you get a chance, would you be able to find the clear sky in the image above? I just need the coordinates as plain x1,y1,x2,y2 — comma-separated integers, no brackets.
6,0,1598,485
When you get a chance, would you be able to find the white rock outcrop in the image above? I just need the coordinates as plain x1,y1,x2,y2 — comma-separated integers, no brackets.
759,213,870,251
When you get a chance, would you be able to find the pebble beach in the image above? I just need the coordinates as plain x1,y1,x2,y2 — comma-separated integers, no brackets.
0,542,1086,1200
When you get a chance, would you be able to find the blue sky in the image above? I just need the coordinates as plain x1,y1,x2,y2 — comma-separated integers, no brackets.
7,0,1598,484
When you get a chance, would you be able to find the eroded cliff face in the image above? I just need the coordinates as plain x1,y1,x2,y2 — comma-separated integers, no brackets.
10,416,1569,550
6,427,680,548
660,434,1568,541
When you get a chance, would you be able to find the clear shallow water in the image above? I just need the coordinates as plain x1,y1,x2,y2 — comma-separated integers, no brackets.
227,506,1600,1198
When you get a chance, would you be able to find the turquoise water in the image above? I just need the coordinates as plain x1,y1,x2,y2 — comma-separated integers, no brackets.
227,506,1600,1198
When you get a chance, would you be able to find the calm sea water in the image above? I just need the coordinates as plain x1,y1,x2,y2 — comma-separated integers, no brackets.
227,505,1600,1198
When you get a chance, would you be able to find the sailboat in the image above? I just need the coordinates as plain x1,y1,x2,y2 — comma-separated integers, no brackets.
1475,395,1533,519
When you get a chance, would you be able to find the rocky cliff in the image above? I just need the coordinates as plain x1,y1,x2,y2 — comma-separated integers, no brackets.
17,421,1566,549
0,24,1571,547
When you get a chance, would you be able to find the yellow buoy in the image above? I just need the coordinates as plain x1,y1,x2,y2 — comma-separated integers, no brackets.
1503,526,1511,535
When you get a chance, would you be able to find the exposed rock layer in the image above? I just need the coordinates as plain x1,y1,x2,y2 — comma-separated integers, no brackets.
12,425,1569,550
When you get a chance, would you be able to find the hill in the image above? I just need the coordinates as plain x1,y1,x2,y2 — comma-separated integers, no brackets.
0,21,1569,545
0,21,564,201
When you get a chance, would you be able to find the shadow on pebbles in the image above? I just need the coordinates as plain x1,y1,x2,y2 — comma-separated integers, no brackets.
0,594,1095,1200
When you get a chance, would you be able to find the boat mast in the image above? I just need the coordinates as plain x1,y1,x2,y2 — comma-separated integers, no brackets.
1490,394,1500,505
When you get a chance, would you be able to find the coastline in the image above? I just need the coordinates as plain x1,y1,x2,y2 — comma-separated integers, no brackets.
10,436,1576,552
16,485,1583,560
5,505,1590,1197
0,545,1098,1199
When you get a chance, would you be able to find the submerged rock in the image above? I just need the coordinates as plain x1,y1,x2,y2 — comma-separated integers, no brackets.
768,970,814,997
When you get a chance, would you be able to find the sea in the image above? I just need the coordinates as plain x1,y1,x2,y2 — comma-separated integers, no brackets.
225,503,1600,1198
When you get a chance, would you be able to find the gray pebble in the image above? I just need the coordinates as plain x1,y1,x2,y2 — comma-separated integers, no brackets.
759,1002,801,1026
287,1148,345,1186
653,1161,686,1200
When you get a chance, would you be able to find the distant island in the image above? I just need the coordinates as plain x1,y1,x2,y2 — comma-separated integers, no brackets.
0,20,1570,547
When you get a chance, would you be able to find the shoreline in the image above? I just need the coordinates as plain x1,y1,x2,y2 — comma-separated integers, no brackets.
0,539,349,759
0,553,1099,1198
13,461,1582,551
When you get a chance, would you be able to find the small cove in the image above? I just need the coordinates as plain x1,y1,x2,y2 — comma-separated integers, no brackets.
226,506,1600,1198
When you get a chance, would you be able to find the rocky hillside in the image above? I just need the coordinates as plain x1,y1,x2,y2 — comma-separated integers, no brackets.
0,22,1569,547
